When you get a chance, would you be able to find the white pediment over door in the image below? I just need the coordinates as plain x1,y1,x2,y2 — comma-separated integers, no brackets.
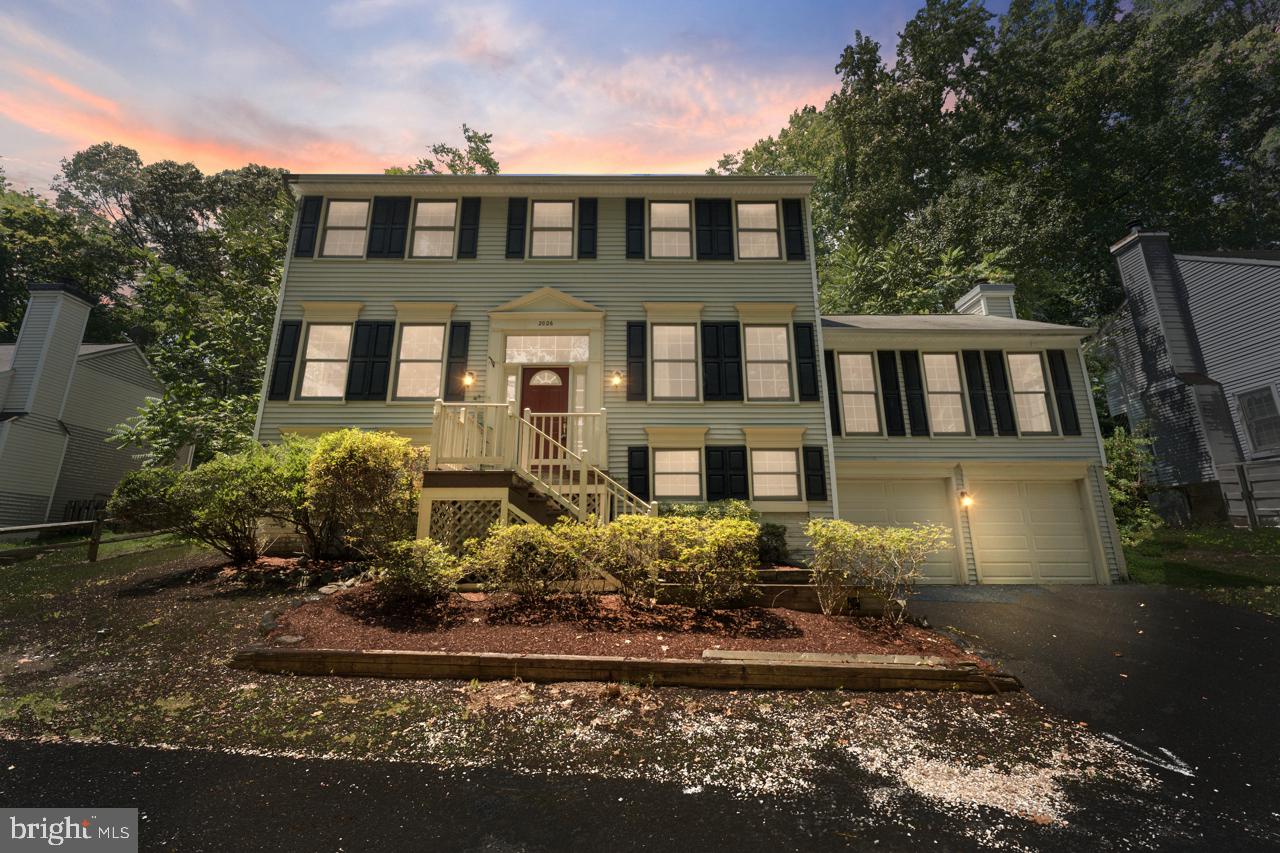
489,287,604,316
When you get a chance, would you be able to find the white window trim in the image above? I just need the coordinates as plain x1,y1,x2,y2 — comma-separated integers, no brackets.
1006,351,1058,436
649,322,700,402
528,199,576,259
391,322,448,401
318,198,371,260
734,200,783,261
1238,384,1280,455
743,323,794,402
836,351,884,436
295,321,354,401
647,199,694,260
921,352,970,436
408,198,461,260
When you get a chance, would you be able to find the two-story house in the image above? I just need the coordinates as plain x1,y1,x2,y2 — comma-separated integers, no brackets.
254,174,1125,583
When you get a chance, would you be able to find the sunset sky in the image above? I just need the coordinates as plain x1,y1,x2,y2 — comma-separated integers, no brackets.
1,0,981,190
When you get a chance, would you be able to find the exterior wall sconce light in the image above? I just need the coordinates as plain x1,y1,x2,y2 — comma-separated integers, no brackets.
610,370,623,388
959,491,974,508
462,371,476,388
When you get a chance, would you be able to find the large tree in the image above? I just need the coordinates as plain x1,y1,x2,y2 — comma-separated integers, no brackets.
386,124,500,176
715,0,1280,324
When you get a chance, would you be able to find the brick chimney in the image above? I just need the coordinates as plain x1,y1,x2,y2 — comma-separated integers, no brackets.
954,282,1017,318
1,282,95,417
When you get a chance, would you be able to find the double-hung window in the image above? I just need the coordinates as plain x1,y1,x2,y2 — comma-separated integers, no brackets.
320,201,370,258
298,324,352,398
653,449,702,499
649,202,692,258
410,201,457,258
923,353,967,434
529,201,573,258
651,325,697,399
751,449,801,499
736,202,781,259
744,325,792,400
1239,387,1280,452
1007,353,1055,434
394,324,446,399
839,353,880,433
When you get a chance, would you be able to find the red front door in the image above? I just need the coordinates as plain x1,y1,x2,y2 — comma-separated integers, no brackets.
520,367,570,454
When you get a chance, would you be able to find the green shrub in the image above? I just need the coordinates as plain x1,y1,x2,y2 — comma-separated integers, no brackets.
656,499,758,521
374,538,462,601
758,522,790,565
463,522,590,604
107,466,184,531
806,518,951,622
1104,425,1162,545
665,517,759,612
306,429,424,560
601,514,690,604
260,434,340,560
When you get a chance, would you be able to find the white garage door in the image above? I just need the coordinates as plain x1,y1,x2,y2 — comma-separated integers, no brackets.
837,479,960,583
968,480,1096,583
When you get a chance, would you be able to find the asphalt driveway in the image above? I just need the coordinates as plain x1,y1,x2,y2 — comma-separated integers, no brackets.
916,583,1280,847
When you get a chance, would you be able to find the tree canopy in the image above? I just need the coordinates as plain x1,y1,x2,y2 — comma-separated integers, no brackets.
714,0,1280,324
385,124,501,176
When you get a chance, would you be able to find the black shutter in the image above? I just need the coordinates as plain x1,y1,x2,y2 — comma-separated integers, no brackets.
782,199,806,261
367,197,410,258
457,197,481,258
823,349,842,436
900,350,930,436
294,196,322,258
794,322,819,401
802,446,827,501
345,321,395,400
701,322,742,402
961,350,994,436
505,198,527,258
1047,350,1081,435
706,446,749,501
626,321,647,401
695,199,734,260
267,321,302,400
577,197,597,259
444,321,471,401
627,447,650,502
625,198,645,259
984,351,1018,435
877,351,906,436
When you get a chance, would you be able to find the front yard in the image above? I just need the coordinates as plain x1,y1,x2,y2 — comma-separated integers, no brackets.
0,541,1185,849
1124,526,1280,616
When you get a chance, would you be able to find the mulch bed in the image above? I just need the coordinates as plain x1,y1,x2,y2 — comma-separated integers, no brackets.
273,586,977,663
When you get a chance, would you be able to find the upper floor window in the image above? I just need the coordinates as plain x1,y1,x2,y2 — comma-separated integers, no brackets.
838,353,880,434
653,449,702,499
321,201,369,258
394,324,446,399
923,353,967,434
529,201,573,258
651,324,698,399
736,202,781,259
1239,387,1280,452
298,324,352,398
744,325,791,400
751,449,801,499
649,202,692,258
1007,353,1054,434
411,201,457,258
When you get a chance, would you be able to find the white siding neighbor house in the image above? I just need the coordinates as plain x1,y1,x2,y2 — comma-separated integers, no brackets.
0,283,165,526
255,174,1124,583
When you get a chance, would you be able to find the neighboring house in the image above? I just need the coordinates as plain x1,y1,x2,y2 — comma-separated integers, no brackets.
0,283,165,526
254,174,1124,583
1099,224,1280,527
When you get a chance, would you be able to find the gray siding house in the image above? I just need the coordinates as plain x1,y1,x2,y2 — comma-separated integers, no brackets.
1099,225,1280,527
255,174,1123,582
0,284,165,526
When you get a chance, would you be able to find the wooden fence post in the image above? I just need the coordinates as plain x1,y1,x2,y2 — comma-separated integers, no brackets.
87,516,104,562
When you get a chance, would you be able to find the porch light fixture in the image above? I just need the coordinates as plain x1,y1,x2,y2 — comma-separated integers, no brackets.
959,491,974,508
610,370,623,388
462,371,476,388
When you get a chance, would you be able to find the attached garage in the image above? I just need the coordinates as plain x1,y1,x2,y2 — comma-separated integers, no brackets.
966,480,1098,583
837,478,962,583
